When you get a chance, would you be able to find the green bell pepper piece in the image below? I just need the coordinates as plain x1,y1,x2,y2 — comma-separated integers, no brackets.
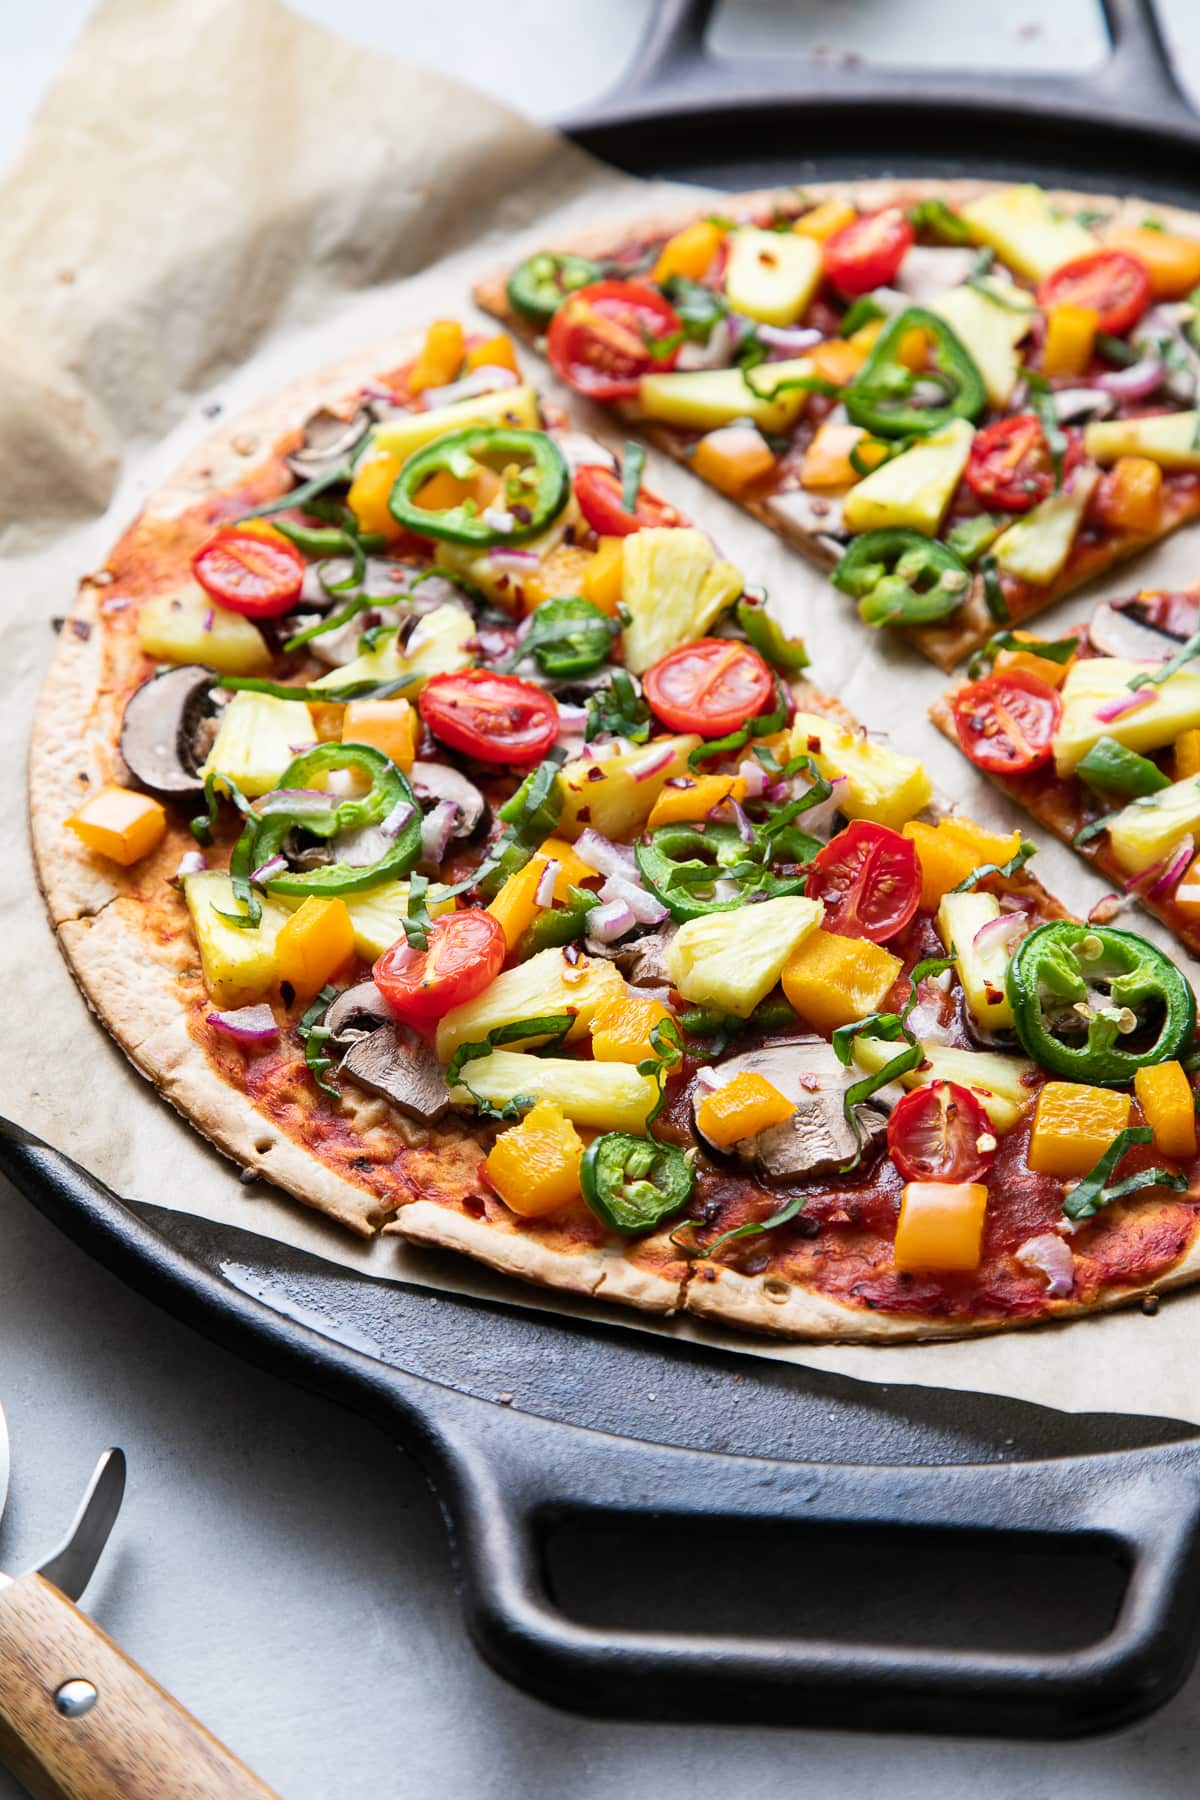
1075,737,1171,799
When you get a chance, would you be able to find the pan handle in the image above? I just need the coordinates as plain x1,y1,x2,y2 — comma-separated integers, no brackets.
562,0,1197,136
433,1404,1200,1735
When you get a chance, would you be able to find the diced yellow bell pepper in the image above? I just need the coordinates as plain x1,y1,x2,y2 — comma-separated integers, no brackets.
1134,1060,1197,1160
590,994,673,1064
653,219,725,284
580,537,625,616
1104,226,1200,299
902,818,1023,911
485,1098,584,1218
780,927,901,1032
341,698,418,772
801,423,876,489
848,317,886,354
66,786,166,866
408,319,465,394
347,451,406,542
1176,729,1200,781
522,543,598,612
994,630,1076,688
274,896,356,998
897,327,930,371
893,1182,988,1273
1100,456,1163,534
465,331,519,375
793,199,857,242
1042,303,1098,378
691,425,777,496
1028,1081,1131,1178
487,857,547,953
646,773,747,828
696,1071,796,1148
808,339,868,386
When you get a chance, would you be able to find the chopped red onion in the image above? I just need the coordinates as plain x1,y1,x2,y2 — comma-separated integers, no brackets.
206,1004,280,1045
1095,687,1157,723
173,849,208,881
482,506,516,535
380,797,416,839
599,872,669,925
729,797,756,844
202,607,215,632
535,857,561,909
488,547,540,572
1094,354,1165,400
420,800,457,866
1015,1233,1075,1298
1149,835,1195,898
250,854,286,883
287,741,319,755
737,757,768,798
972,910,1029,956
756,323,823,358
797,775,848,838
629,744,676,782
256,787,334,817
418,366,518,408
574,829,637,877
588,897,638,942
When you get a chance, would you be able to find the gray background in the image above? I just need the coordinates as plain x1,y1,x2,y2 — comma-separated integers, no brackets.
5,4,1200,1794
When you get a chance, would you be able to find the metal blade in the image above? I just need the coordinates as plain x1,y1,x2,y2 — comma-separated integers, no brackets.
0,1400,9,1529
34,1448,125,1602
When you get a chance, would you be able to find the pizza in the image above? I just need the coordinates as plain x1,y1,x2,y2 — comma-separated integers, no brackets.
476,178,1200,670
932,588,1200,958
29,317,1200,1342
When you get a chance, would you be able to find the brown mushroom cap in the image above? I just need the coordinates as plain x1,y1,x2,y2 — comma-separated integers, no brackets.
693,1038,888,1183
285,405,372,482
410,761,487,838
119,664,218,797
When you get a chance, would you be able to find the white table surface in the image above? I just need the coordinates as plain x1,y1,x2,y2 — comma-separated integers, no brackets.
6,4,1200,1794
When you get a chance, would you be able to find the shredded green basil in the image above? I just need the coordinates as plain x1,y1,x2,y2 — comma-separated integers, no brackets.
966,629,1079,680
446,1013,574,1119
1128,630,1200,691
1064,1126,1187,1221
298,984,342,1100
622,441,647,515
637,1016,685,1129
949,839,1036,893
978,553,1010,625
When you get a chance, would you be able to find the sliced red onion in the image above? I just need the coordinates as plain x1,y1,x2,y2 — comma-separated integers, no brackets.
1052,386,1116,424
488,547,540,572
599,872,669,925
629,743,677,782
574,828,637,877
756,323,823,358
737,757,768,798
1149,835,1195,899
535,857,561,909
249,853,287,883
256,787,335,817
588,897,638,942
418,366,518,408
287,740,319,755
1094,354,1165,400
972,910,1029,956
380,797,416,839
1095,687,1157,723
1015,1233,1075,1298
482,506,515,535
202,607,215,632
420,800,458,866
729,797,756,844
206,1004,280,1045
172,849,207,881
555,703,590,732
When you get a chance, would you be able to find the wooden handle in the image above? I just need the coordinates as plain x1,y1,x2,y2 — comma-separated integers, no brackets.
0,1574,278,1799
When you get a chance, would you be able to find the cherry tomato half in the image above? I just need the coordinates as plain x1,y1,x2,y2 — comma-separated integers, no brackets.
192,527,306,618
642,639,775,738
807,821,921,943
964,413,1081,514
547,280,682,402
823,208,915,299
419,670,559,766
951,669,1063,776
373,909,506,1028
573,464,683,537
887,1081,996,1184
1036,249,1152,338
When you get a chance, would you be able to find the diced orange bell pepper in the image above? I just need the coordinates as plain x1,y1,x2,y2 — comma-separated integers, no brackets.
1042,304,1098,378
793,199,857,242
342,698,418,772
647,774,747,829
691,425,777,496
522,544,599,612
66,785,167,867
1105,226,1200,299
993,629,1076,689
347,451,406,542
847,317,886,354
486,857,547,952
1134,1060,1197,1160
696,1071,796,1148
808,339,868,387
893,1183,988,1273
896,327,929,372
1028,1081,1131,1178
653,219,725,284
1101,456,1163,534
580,537,625,616
1176,729,1200,782
407,319,466,395
465,331,519,376
801,423,876,489
902,818,1023,911
781,928,902,1033
275,896,355,997
590,995,673,1064
486,1098,584,1218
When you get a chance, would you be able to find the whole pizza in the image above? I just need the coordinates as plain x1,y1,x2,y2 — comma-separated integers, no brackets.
30,180,1200,1343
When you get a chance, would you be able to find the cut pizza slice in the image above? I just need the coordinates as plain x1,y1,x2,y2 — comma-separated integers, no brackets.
476,178,1200,669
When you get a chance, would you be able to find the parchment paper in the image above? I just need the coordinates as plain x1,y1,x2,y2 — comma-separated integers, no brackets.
4,0,1200,1424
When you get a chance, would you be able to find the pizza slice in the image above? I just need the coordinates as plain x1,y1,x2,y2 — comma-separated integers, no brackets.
476,179,1200,669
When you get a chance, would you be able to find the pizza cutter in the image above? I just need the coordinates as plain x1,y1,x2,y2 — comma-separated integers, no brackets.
0,1404,277,1799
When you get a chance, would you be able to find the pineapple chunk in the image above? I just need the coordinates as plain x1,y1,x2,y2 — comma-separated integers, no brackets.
558,734,700,838
369,384,542,462
637,358,815,434
665,896,824,1017
842,419,974,537
620,528,743,674
437,494,582,609
1085,412,1200,471
1052,658,1200,775
313,602,474,696
992,467,1098,585
199,692,316,798
279,878,453,961
1107,776,1200,876
789,710,932,829
138,587,270,676
724,228,823,326
959,185,1096,282
930,282,1034,408
183,871,290,1008
853,1036,1033,1132
435,947,626,1063
936,890,1015,1032
451,1051,658,1132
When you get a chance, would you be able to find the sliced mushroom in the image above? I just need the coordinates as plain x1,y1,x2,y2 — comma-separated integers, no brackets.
765,487,847,547
1050,387,1116,426
895,246,979,303
410,761,487,838
693,1039,888,1183
339,1022,452,1122
285,405,372,482
1088,595,1199,660
325,981,395,1054
119,665,219,797
586,923,678,986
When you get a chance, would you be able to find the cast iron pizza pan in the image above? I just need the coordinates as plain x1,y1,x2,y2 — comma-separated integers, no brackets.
7,0,1200,1740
